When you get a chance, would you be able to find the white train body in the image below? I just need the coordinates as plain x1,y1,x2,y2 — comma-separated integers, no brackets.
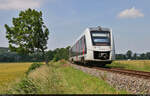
69,26,115,65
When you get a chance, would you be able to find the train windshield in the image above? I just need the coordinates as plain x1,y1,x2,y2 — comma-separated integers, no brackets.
91,31,110,46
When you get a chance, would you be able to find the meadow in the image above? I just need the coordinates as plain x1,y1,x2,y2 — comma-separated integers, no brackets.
1,60,150,94
0,62,32,93
9,60,127,94
107,60,150,72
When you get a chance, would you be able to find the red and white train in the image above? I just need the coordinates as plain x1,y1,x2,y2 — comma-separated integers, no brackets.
69,26,115,66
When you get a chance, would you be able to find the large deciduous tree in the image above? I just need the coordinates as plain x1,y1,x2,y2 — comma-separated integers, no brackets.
5,8,49,65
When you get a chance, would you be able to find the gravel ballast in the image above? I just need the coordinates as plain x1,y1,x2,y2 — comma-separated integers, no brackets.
70,64,150,94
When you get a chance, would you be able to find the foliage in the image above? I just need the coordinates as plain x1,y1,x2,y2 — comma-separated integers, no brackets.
1,47,150,62
116,50,150,60
0,51,41,62
4,8,49,64
146,52,150,59
0,47,9,54
126,50,132,59
10,78,38,94
115,54,127,60
47,46,70,62
133,53,137,60
26,62,43,75
0,46,70,62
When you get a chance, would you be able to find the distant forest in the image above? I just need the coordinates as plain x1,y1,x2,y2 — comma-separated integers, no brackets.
0,47,150,62
0,47,70,62
116,50,150,60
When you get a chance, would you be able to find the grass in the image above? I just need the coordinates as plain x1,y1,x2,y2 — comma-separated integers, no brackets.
1,60,150,94
106,60,150,72
59,65,127,94
2,60,150,94
0,62,32,93
8,60,127,94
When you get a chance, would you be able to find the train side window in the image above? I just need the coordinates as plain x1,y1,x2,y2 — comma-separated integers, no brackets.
76,41,79,55
79,38,82,55
78,39,80,55
84,35,87,54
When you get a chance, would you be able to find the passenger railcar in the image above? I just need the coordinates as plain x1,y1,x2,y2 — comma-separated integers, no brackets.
69,26,115,65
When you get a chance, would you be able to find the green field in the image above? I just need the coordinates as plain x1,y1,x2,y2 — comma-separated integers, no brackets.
0,62,32,93
0,60,126,94
1,60,150,94
9,60,126,94
107,60,150,72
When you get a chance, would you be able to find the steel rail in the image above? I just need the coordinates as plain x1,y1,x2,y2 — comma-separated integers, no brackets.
93,67,150,79
70,62,150,79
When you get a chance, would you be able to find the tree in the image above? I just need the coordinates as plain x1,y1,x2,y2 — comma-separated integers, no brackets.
5,8,49,65
116,54,126,60
52,46,70,61
140,53,146,60
146,52,150,59
126,50,132,59
46,50,54,61
133,53,137,60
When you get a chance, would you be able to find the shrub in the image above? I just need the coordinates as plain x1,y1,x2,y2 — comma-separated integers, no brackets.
9,77,38,94
26,62,43,75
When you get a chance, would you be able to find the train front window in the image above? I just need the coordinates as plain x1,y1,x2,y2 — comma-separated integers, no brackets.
91,31,110,46
93,37,109,43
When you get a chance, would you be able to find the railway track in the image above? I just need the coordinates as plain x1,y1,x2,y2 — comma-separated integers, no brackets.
93,67,150,79
71,62,150,79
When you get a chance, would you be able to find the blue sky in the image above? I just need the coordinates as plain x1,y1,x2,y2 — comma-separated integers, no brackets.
0,0,149,53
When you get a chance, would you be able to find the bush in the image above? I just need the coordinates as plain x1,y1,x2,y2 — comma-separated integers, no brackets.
8,77,39,94
26,62,43,75
15,78,38,94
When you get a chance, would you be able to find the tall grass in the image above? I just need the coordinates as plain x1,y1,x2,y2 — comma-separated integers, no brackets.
8,60,126,94
1,60,149,94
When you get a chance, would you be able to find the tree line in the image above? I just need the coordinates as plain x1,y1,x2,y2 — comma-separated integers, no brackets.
116,50,150,60
1,47,150,62
0,47,70,62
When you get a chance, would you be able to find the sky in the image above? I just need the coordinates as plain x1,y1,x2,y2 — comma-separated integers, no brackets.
0,0,149,54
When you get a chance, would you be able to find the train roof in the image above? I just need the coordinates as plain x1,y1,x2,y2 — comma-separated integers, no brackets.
89,26,111,32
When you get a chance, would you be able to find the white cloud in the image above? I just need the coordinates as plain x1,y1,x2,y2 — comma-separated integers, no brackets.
118,7,144,19
0,0,43,10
